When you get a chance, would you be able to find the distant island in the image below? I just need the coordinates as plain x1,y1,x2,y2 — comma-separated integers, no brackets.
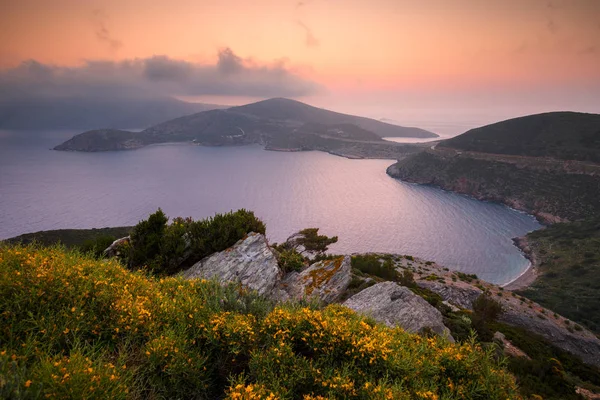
53,98,438,158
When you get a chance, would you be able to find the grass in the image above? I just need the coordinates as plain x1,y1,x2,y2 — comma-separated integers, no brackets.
0,244,520,399
517,218,600,333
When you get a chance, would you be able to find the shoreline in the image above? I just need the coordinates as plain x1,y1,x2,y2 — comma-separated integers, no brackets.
503,236,539,290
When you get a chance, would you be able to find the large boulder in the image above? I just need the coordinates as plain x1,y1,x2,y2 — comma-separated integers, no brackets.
278,256,352,304
181,232,281,296
344,281,454,341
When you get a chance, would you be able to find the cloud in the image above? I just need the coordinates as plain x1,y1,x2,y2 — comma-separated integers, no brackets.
0,49,320,100
91,9,122,51
297,21,320,48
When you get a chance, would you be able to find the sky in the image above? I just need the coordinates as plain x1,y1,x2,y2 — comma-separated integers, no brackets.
1,0,599,134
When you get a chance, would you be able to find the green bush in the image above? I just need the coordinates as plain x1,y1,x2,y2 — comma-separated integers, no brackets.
295,228,338,254
351,254,401,282
80,235,117,258
276,248,305,273
471,295,503,341
126,209,266,275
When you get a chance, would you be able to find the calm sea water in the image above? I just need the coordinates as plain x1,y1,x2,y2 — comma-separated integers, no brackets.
0,130,541,284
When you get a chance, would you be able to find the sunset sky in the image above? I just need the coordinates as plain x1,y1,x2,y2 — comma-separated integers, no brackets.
1,0,599,133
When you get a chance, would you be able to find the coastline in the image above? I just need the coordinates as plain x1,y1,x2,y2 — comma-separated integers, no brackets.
503,236,539,290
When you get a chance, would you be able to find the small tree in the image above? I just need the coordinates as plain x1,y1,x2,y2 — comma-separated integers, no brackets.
472,294,503,341
296,228,338,254
128,208,168,270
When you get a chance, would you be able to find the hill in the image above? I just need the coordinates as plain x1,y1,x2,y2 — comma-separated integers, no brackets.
516,218,600,333
440,112,600,162
54,98,437,155
230,98,437,138
0,96,225,130
388,111,600,223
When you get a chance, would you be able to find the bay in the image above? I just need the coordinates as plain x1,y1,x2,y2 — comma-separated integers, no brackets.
0,130,541,284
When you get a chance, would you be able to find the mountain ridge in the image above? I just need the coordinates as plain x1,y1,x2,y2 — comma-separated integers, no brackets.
53,98,438,154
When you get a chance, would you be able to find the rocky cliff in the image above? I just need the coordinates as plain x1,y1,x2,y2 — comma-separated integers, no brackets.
387,150,600,223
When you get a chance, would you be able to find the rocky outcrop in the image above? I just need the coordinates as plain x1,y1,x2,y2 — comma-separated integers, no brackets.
499,307,600,368
278,256,352,304
417,280,482,310
387,150,600,223
181,232,281,296
344,282,454,342
103,236,130,258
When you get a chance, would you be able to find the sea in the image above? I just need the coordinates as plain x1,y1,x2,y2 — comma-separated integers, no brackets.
0,129,541,285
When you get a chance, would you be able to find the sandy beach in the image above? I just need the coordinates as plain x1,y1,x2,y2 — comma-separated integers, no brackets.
503,236,539,290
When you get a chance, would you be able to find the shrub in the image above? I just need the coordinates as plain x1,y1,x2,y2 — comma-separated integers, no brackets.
0,244,521,399
80,235,117,258
351,255,401,282
276,248,305,273
471,295,503,341
295,228,338,254
126,209,266,275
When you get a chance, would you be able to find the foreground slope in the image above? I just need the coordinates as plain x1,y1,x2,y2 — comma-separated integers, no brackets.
0,244,518,399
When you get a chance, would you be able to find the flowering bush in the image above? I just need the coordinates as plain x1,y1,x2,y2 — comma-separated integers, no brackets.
0,244,521,399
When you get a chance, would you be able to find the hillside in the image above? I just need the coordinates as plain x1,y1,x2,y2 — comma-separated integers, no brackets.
230,98,437,138
440,112,600,162
0,96,225,130
387,150,600,223
54,98,437,155
516,218,600,333
387,111,600,223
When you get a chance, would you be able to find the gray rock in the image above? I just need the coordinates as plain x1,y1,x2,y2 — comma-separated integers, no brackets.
181,232,282,296
344,282,454,342
417,280,482,310
279,256,352,303
500,308,600,368
103,236,130,258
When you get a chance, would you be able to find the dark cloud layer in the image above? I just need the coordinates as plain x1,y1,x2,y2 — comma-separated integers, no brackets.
0,49,320,100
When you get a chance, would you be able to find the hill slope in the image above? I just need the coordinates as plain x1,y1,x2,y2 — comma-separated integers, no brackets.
440,112,600,162
230,98,437,138
0,244,519,399
54,98,437,154
388,111,600,223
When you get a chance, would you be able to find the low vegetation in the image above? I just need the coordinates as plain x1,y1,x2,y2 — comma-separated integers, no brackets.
439,111,600,163
0,244,520,399
2,227,132,253
517,218,600,333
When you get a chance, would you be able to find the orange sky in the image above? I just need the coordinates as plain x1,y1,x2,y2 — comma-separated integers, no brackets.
1,0,599,122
